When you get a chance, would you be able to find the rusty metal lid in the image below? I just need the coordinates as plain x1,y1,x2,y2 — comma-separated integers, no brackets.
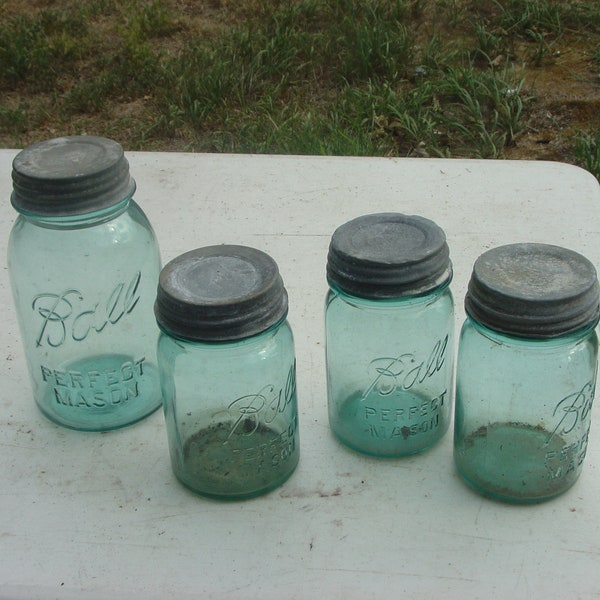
466,243,600,338
327,213,452,299
11,136,135,216
155,245,288,341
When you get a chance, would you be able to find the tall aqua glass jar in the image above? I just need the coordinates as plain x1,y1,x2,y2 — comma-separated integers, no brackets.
8,136,162,431
155,245,299,500
455,243,600,503
325,213,454,457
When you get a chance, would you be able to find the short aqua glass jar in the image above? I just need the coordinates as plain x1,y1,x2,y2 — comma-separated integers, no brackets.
8,136,162,431
454,243,600,503
155,245,300,500
325,213,454,457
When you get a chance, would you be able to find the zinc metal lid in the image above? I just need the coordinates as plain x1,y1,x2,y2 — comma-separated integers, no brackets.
155,245,289,342
326,213,452,298
465,243,600,338
11,136,136,216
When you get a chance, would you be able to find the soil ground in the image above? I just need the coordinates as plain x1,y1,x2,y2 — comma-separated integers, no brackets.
1,0,600,167
503,41,600,161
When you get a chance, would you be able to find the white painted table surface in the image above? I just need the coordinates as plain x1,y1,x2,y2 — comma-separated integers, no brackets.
1,150,599,600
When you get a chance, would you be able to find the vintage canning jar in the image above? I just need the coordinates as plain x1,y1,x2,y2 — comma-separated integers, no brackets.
325,213,454,456
454,243,600,503
8,136,162,431
155,245,299,499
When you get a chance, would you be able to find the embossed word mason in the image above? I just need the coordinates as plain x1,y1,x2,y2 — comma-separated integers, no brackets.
544,428,590,482
455,243,600,503
8,135,162,431
364,390,448,441
33,272,141,348
155,245,300,500
541,380,595,483
326,213,454,457
41,356,147,409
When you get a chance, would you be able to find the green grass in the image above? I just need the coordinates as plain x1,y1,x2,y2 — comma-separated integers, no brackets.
1,0,600,179
150,0,532,157
574,130,600,181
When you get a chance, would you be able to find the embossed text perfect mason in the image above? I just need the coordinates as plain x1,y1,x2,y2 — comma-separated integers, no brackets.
325,213,454,457
454,243,600,503
8,136,162,431
155,245,300,500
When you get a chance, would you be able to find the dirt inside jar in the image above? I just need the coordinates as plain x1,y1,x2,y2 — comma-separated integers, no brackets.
455,421,586,503
178,418,299,499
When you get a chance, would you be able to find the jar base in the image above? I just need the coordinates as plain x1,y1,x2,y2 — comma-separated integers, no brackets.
331,429,446,458
175,462,299,501
330,389,449,457
454,422,581,503
172,420,300,500
36,354,162,431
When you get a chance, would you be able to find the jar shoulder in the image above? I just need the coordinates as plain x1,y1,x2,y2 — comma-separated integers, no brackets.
9,200,156,243
8,201,159,261
459,318,599,354
325,286,453,315
158,320,295,359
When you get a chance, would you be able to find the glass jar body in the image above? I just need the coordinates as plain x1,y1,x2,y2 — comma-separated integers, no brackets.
454,318,598,503
158,320,299,500
325,285,454,456
8,199,162,431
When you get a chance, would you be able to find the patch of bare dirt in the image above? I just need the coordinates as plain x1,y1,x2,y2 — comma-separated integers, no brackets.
506,40,600,161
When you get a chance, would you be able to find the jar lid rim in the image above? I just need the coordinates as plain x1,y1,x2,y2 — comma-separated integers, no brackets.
326,213,452,299
155,245,288,341
465,243,600,338
11,136,135,217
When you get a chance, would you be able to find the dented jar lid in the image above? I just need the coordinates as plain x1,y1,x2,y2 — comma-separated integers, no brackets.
465,243,600,338
11,136,136,216
327,213,452,298
155,245,289,342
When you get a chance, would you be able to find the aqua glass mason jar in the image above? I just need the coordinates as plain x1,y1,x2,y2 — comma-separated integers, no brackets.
155,245,300,500
325,213,454,457
455,243,600,503
8,136,162,431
